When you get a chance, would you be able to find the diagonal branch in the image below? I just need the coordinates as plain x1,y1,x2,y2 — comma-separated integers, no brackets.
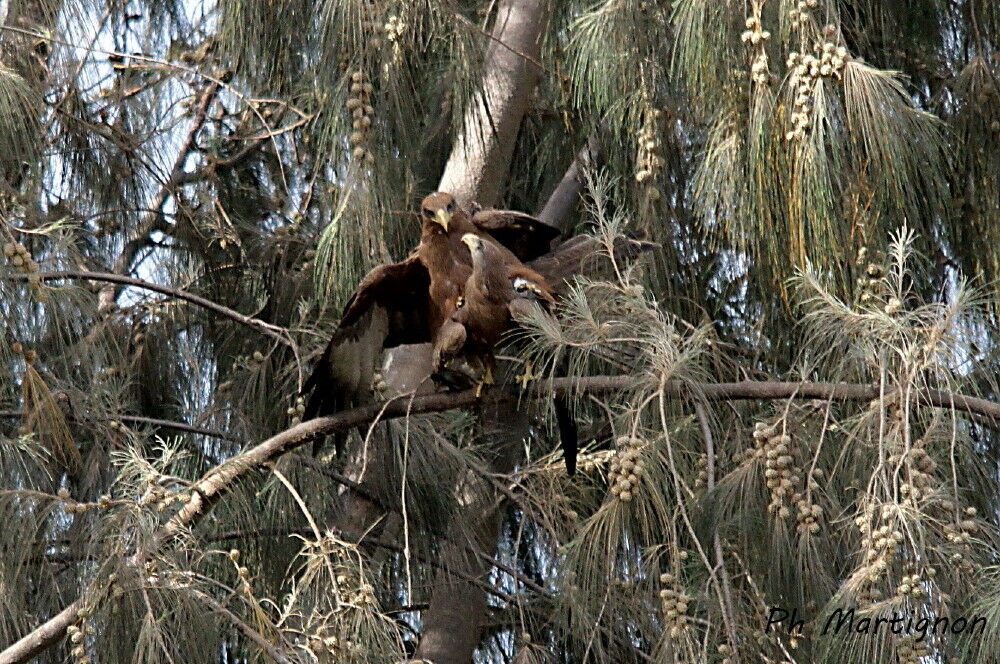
3,376,999,664
8,270,294,347
95,80,221,313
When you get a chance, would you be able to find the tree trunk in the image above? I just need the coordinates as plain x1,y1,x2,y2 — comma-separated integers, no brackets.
412,2,546,661
438,0,545,208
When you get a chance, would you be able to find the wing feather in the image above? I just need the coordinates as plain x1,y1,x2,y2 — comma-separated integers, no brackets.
527,231,657,286
303,255,432,423
471,209,560,261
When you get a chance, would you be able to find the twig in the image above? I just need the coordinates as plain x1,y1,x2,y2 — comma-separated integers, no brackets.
192,590,292,664
95,81,221,313
4,376,1000,664
8,270,294,347
207,527,517,605
695,402,740,656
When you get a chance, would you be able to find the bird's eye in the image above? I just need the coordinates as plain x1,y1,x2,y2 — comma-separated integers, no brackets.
422,208,433,217
456,296,465,308
446,200,455,212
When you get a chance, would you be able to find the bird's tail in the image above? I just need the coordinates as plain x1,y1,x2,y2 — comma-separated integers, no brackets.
553,394,578,476
301,363,348,457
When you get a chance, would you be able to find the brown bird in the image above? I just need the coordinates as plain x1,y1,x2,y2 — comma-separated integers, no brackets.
433,233,587,474
433,233,555,389
301,191,655,464
302,193,559,429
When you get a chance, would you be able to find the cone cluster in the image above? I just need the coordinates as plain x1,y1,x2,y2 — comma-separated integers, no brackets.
896,633,931,664
67,608,94,664
346,71,375,164
139,477,191,512
891,440,938,504
741,15,771,86
634,108,663,201
856,503,903,579
608,436,645,502
794,490,823,535
3,241,43,297
788,0,819,30
287,395,306,423
895,569,928,599
785,41,848,141
752,422,798,518
694,452,708,489
658,571,690,638
10,341,37,365
857,261,886,304
383,15,405,42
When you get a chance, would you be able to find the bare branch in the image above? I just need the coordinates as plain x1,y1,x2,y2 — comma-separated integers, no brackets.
8,270,294,347
3,375,999,664
96,81,220,313
536,134,603,232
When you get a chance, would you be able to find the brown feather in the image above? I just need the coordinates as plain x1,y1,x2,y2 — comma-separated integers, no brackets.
470,207,560,261
303,255,433,424
301,191,653,461
434,236,554,370
527,230,658,287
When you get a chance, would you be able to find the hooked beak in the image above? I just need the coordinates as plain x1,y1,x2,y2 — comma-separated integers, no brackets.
433,209,452,231
460,233,479,250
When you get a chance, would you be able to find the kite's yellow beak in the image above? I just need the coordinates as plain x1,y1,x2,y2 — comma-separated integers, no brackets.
461,233,479,250
433,208,452,231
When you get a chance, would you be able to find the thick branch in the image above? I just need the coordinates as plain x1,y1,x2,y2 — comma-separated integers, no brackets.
4,376,998,664
9,270,293,347
437,0,545,207
535,134,602,232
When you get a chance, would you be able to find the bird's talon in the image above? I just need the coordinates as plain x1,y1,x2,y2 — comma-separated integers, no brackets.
474,366,495,398
515,360,539,390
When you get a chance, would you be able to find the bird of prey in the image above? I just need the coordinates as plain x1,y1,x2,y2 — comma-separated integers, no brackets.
432,233,583,474
301,192,559,426
301,191,654,468
433,233,554,388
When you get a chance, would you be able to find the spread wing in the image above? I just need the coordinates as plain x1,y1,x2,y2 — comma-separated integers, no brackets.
303,255,433,422
527,230,657,287
471,209,561,262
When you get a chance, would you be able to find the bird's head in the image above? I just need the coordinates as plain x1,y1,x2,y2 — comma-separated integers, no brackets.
420,192,457,231
460,233,483,255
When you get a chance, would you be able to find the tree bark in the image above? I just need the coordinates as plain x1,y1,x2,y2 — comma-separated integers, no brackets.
536,134,602,231
411,2,546,661
437,0,545,208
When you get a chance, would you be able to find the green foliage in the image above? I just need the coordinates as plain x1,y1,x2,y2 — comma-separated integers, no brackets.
1,0,1000,663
